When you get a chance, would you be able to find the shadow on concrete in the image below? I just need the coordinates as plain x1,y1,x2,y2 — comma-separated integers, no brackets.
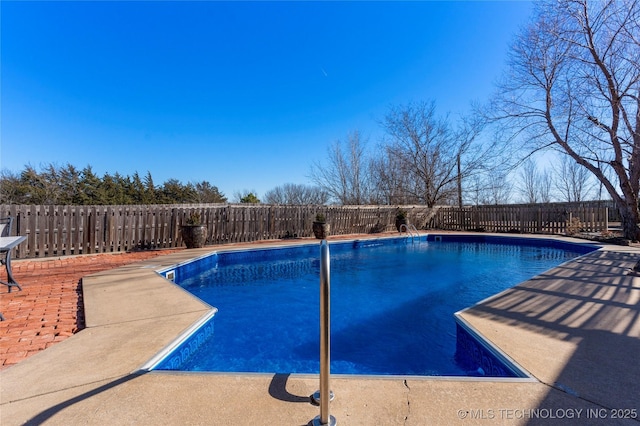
23,372,146,426
268,373,312,403
460,250,640,424
268,375,321,426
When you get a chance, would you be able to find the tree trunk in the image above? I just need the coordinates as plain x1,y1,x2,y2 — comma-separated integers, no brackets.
618,201,640,242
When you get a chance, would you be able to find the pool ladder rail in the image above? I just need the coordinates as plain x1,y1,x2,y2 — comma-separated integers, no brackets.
399,223,419,242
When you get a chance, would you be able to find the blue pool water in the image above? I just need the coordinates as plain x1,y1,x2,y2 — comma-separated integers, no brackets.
152,235,596,376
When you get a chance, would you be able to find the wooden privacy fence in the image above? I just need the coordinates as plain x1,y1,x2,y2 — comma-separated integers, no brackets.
431,202,609,234
0,204,435,259
0,202,613,259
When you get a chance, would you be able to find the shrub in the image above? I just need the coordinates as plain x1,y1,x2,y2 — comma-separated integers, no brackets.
566,217,582,236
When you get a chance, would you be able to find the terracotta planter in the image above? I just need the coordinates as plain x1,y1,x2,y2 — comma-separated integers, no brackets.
312,222,330,240
181,224,207,248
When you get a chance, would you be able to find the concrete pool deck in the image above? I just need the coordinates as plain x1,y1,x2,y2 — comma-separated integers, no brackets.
1,232,639,425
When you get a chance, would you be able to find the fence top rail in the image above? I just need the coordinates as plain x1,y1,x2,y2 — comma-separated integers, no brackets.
436,201,614,210
0,203,441,210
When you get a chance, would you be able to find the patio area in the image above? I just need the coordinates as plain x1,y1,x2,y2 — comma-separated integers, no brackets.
0,249,182,369
1,233,639,425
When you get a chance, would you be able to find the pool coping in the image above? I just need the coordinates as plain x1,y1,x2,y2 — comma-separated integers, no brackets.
2,232,639,425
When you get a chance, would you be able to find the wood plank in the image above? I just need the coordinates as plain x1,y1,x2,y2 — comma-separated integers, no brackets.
87,206,96,254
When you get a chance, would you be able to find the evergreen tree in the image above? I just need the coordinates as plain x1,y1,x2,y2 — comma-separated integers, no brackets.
58,164,82,205
195,181,227,203
77,166,106,204
143,171,156,204
131,172,146,204
240,192,260,204
0,164,227,205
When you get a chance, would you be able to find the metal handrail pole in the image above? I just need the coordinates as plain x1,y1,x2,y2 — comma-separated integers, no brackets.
319,239,331,425
313,239,336,426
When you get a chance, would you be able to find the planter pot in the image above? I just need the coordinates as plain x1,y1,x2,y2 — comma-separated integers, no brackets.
181,224,207,248
312,222,330,240
395,217,408,232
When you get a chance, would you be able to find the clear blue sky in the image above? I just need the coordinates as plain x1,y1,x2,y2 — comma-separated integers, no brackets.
1,1,533,200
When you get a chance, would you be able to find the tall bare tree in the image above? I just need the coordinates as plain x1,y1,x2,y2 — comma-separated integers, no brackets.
519,159,542,204
492,0,640,239
539,168,554,203
264,183,329,205
310,131,374,205
516,158,554,203
380,101,487,207
554,155,596,202
370,150,412,205
467,170,514,206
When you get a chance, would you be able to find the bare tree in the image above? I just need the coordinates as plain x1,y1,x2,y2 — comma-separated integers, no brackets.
492,0,640,239
310,131,374,204
518,158,557,203
518,159,542,203
263,183,329,205
554,155,596,202
467,170,514,206
380,101,487,207
369,147,413,205
539,168,554,203
232,189,260,204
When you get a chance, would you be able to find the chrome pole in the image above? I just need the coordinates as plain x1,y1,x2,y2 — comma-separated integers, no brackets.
313,240,336,426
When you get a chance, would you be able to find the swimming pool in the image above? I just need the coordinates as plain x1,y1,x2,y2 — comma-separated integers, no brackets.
148,235,597,377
